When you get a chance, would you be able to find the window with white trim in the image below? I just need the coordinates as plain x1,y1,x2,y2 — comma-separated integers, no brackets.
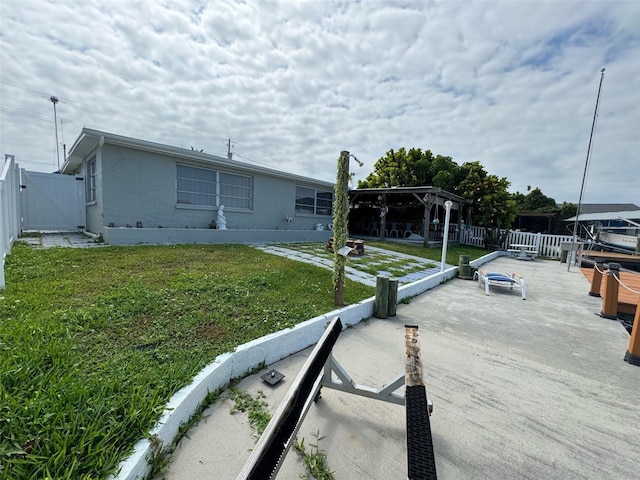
177,164,252,209
219,172,253,209
295,186,333,216
87,156,96,203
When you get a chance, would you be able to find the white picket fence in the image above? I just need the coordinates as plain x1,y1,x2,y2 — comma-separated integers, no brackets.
460,225,572,260
461,225,486,248
506,231,573,259
0,155,21,289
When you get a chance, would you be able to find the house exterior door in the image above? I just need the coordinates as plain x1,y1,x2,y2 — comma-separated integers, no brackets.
21,170,86,231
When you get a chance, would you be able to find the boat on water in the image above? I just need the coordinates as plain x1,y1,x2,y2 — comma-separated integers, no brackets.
566,208,640,255
598,229,639,252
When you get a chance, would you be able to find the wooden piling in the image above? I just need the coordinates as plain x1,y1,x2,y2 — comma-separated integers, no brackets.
388,278,399,316
374,276,389,319
624,306,640,366
588,260,605,297
600,263,621,319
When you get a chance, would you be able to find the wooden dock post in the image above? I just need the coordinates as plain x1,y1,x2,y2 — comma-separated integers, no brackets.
374,276,389,318
388,277,399,316
600,263,621,319
624,306,640,366
588,259,605,297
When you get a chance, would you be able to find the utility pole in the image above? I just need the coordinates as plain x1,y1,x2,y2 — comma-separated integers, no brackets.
227,139,233,160
50,96,61,170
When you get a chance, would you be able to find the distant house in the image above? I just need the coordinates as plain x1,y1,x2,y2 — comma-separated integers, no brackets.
61,128,334,245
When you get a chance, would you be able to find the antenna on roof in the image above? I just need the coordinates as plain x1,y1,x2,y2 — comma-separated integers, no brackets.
50,96,61,170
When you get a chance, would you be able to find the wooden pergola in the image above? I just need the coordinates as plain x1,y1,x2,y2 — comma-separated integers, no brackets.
348,186,471,246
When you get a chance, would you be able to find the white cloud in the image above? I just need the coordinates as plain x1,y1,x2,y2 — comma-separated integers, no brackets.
1,0,638,205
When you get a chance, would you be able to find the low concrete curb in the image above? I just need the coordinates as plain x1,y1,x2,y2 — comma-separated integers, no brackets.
110,253,499,480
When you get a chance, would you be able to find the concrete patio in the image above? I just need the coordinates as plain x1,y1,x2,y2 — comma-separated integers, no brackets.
158,257,639,480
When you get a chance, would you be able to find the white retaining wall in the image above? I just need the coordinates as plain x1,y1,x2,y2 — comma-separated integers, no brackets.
103,226,333,246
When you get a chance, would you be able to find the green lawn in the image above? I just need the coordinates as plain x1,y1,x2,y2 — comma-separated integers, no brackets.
276,242,438,278
365,240,487,266
0,240,488,479
0,243,373,479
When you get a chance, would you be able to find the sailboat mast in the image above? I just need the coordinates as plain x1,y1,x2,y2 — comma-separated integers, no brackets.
568,68,606,272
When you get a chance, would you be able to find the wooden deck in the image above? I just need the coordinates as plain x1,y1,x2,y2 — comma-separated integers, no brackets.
584,250,640,265
581,266,640,315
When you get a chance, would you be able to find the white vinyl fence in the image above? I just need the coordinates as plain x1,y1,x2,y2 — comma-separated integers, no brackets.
461,225,486,248
461,225,573,260
506,231,573,259
1,154,21,289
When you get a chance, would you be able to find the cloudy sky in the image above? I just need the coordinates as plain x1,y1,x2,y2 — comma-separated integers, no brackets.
1,0,638,205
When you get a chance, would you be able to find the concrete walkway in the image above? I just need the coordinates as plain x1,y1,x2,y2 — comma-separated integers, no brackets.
254,244,444,287
159,257,639,479
20,231,102,248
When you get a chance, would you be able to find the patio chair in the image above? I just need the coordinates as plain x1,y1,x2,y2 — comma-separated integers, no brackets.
404,223,414,238
369,221,379,237
473,269,526,300
389,222,399,238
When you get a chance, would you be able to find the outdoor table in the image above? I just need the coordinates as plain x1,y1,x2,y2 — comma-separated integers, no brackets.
509,243,536,261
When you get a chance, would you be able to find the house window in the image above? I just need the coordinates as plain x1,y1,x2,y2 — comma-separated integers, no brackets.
219,172,253,209
295,186,333,216
177,164,217,206
87,156,96,203
177,164,252,209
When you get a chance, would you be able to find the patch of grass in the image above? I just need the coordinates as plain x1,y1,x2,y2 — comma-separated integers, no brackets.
294,431,334,480
148,388,222,478
18,231,42,238
0,243,373,479
229,389,272,438
281,243,437,279
147,434,171,476
366,241,488,266
228,389,334,479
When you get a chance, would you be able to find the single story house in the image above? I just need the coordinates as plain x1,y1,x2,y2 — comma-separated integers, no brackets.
61,128,335,245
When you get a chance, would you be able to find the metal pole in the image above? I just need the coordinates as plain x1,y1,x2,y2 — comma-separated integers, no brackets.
569,68,605,272
440,201,453,273
50,96,61,171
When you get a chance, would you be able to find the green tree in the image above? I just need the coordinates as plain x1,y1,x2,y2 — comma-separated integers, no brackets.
454,161,517,228
358,149,517,229
357,147,456,189
514,187,556,211
552,202,578,234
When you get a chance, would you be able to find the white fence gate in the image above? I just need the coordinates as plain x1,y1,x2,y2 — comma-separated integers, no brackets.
21,170,85,231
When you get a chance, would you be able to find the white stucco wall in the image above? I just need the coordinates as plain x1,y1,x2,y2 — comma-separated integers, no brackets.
94,144,334,234
79,147,103,234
